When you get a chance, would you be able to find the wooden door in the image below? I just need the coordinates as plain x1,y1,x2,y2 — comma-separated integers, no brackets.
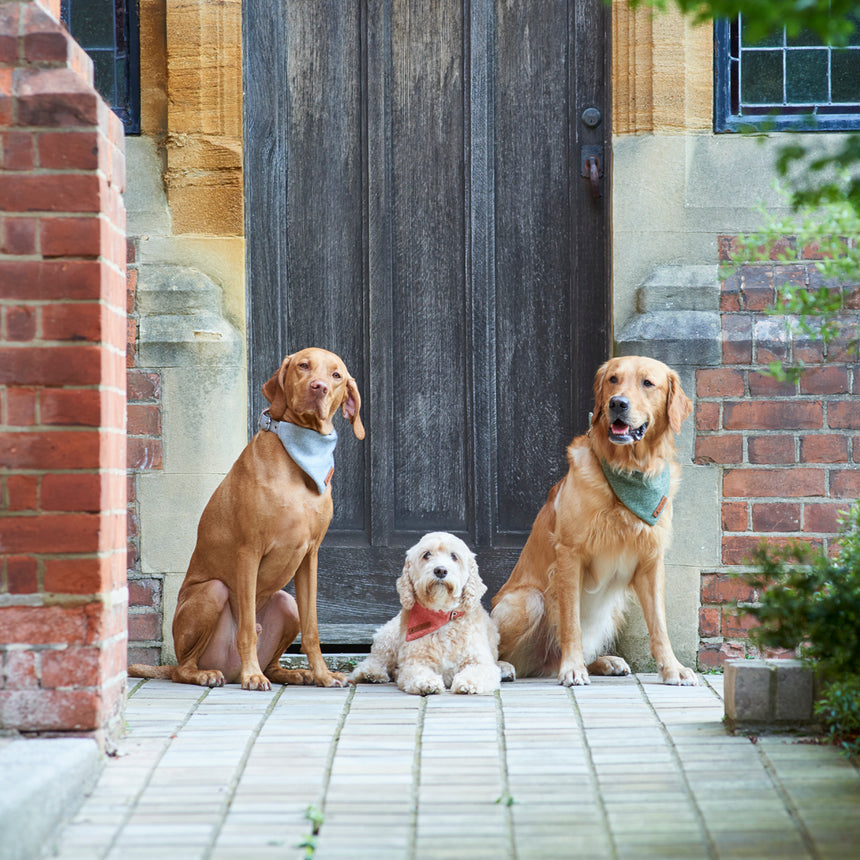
243,0,610,643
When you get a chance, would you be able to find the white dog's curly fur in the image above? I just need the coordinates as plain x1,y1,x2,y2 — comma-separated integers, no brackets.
352,532,509,695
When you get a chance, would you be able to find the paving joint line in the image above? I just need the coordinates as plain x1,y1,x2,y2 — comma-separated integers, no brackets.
633,675,719,860
200,683,288,859
493,689,518,860
100,681,212,860
407,695,427,860
754,742,822,860
312,684,357,833
567,686,618,860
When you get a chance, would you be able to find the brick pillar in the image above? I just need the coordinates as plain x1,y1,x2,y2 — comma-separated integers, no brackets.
0,0,127,739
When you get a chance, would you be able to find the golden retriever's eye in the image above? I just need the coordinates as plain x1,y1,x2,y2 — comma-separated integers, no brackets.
642,379,654,388
609,375,618,384
332,371,342,379
422,551,432,560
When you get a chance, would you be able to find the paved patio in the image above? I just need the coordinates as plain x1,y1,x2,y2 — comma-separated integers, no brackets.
38,673,860,859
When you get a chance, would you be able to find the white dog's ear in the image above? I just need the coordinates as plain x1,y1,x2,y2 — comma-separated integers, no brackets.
396,554,416,610
461,552,486,608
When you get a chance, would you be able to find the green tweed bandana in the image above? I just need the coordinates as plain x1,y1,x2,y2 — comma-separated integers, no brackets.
600,460,671,526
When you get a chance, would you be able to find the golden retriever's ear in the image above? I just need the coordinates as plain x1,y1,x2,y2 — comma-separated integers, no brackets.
396,556,416,610
262,354,292,420
667,370,693,434
591,360,611,427
461,553,487,608
342,376,365,440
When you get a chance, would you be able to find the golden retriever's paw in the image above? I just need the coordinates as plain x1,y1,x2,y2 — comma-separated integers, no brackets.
498,661,516,683
660,664,699,686
589,655,631,677
558,664,590,686
241,672,272,691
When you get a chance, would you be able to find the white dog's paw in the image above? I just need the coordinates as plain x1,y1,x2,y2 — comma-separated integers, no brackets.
558,663,590,686
498,661,516,683
589,655,631,677
400,673,445,696
351,659,389,684
660,663,699,686
451,665,500,695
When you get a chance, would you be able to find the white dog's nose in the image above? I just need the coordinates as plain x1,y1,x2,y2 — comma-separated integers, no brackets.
433,567,448,579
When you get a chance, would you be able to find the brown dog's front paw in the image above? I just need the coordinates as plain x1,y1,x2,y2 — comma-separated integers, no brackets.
316,671,349,688
241,672,272,691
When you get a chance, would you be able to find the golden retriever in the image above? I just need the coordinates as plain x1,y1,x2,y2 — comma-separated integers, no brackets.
351,533,506,695
491,355,696,686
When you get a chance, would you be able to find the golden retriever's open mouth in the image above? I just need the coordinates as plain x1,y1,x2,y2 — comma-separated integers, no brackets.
609,420,648,444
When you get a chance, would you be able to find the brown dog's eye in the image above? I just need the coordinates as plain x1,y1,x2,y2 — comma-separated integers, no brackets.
332,371,342,379
298,361,310,370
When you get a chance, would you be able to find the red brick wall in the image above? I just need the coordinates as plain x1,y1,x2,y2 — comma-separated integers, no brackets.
696,245,860,669
0,0,127,736
125,240,164,664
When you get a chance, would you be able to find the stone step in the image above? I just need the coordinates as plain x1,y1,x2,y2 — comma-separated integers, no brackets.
636,264,720,313
136,265,223,316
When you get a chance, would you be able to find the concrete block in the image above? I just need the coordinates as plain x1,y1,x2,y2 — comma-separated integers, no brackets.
773,659,815,722
725,659,772,723
724,658,817,726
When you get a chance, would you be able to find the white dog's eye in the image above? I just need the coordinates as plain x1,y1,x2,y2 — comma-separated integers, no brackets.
422,551,432,560
450,553,458,562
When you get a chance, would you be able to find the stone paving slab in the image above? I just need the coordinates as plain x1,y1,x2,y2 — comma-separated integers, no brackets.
29,674,860,859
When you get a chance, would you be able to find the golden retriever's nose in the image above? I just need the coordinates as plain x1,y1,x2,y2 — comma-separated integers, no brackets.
609,395,629,415
433,567,448,580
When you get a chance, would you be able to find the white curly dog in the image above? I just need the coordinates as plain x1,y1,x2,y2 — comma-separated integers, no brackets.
352,532,510,695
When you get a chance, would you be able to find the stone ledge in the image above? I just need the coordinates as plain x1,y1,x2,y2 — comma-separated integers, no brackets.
724,658,818,728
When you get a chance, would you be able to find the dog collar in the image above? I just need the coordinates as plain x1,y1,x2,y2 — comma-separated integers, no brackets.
405,605,465,641
259,408,337,494
600,460,670,526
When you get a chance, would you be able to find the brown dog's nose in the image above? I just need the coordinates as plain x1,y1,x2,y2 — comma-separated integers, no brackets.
433,567,448,579
310,379,329,396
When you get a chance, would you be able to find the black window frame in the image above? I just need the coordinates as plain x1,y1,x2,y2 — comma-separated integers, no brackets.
60,0,141,135
715,18,860,133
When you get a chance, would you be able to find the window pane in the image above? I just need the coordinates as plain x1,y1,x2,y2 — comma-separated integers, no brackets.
740,19,782,48
741,50,783,104
832,49,860,102
73,0,114,49
785,49,829,103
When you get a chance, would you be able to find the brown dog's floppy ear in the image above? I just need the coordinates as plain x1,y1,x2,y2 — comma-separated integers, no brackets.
342,376,365,440
461,552,486,609
666,369,692,434
396,552,417,611
262,354,292,420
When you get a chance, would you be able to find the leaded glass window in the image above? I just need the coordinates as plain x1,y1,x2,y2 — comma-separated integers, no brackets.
60,0,140,134
715,14,860,131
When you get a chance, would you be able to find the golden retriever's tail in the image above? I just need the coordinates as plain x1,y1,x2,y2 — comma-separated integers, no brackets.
491,587,548,678
128,664,175,680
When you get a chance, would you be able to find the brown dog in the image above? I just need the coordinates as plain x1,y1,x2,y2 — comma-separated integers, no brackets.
128,347,364,690
491,355,696,686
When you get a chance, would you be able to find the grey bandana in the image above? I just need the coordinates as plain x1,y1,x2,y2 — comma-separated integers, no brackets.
259,409,337,494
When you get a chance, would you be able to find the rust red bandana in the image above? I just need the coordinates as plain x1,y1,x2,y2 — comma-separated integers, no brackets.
405,605,465,641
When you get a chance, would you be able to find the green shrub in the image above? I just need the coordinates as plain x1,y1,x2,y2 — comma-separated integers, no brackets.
743,498,860,752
